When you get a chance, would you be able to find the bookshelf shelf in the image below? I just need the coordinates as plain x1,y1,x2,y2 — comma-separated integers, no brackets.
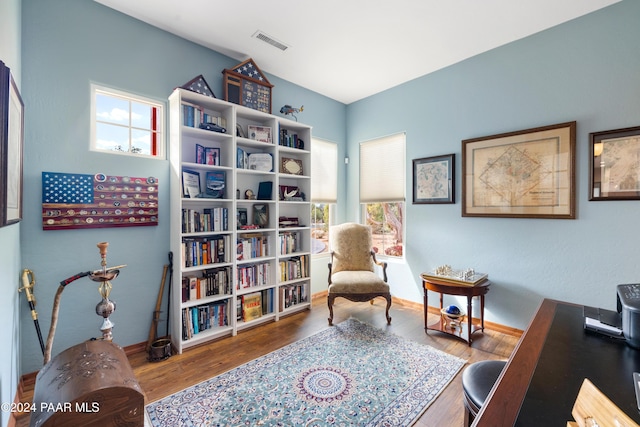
169,88,312,354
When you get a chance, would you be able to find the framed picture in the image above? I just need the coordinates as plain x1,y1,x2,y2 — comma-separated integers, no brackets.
0,61,24,227
237,207,248,227
195,143,205,164
413,154,455,204
248,125,272,143
181,169,200,198
247,153,273,172
589,125,640,201
462,121,576,219
236,123,246,138
281,157,303,175
223,58,273,114
253,204,269,228
205,147,220,165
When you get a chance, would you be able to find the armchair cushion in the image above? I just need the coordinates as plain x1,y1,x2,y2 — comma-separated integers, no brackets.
329,271,390,294
329,223,375,274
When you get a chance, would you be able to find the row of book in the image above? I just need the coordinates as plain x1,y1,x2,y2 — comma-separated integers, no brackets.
279,128,304,149
280,283,308,312
182,103,227,129
182,235,231,268
237,234,270,260
237,289,274,322
182,300,228,340
279,255,309,282
181,266,233,302
237,261,271,290
279,231,302,254
182,207,229,233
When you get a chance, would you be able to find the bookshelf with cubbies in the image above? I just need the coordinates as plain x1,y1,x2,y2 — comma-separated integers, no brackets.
169,88,311,353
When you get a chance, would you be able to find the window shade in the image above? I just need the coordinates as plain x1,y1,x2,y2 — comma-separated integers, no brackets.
311,138,338,203
360,133,406,203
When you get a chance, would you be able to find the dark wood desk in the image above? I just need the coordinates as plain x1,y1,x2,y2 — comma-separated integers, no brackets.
422,276,490,345
473,298,640,426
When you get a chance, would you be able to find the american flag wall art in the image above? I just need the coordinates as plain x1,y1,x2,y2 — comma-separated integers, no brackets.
42,171,158,230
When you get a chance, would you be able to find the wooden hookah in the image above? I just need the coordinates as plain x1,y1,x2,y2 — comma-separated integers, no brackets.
93,242,118,342
43,241,125,364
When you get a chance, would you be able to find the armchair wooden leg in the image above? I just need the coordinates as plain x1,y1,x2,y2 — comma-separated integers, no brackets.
328,294,335,326
385,295,392,325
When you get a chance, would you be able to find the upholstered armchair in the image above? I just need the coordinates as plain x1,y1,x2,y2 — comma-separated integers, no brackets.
327,222,392,326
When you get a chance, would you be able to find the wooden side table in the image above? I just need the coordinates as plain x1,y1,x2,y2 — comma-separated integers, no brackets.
421,275,491,345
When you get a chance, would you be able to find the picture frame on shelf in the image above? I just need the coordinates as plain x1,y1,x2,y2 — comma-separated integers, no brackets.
412,154,455,204
204,171,225,199
205,147,220,165
253,204,269,228
182,169,200,198
195,144,205,164
589,125,640,201
462,121,576,219
237,207,248,228
248,125,272,144
236,123,246,138
281,157,303,175
247,153,273,172
0,61,24,226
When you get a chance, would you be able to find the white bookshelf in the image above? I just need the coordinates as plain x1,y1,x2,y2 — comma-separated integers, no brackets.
169,88,312,353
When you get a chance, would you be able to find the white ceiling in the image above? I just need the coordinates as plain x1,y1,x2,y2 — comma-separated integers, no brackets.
95,0,620,104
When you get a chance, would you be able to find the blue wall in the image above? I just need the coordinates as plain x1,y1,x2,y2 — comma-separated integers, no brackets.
346,0,640,329
20,0,345,375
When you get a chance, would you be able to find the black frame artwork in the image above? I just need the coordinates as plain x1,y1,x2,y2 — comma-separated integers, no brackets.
412,154,455,204
0,61,24,227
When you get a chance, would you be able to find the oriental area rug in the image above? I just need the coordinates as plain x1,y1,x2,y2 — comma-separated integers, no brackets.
145,319,466,426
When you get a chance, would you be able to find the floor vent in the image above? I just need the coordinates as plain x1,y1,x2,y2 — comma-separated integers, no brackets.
252,30,289,51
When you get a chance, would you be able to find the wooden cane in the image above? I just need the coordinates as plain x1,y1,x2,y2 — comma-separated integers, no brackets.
146,264,169,352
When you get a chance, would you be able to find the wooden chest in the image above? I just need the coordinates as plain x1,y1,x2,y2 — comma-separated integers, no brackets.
30,340,145,427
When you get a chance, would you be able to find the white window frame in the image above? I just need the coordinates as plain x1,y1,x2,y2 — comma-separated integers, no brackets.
90,83,165,159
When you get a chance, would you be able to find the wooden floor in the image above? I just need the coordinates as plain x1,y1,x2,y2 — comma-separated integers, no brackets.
16,296,520,426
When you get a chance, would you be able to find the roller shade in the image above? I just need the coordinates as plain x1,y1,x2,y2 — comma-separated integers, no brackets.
311,138,338,203
360,133,406,203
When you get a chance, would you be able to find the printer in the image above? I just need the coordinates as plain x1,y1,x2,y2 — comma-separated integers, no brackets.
617,284,640,348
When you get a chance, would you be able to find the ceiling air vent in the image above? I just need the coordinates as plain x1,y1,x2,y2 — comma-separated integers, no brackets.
252,30,289,51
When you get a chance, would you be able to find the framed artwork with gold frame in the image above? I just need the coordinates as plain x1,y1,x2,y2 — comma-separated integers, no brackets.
462,121,576,219
281,157,303,175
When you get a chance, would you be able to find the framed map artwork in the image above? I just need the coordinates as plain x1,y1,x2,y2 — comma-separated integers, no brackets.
413,154,455,204
589,125,640,201
462,121,576,219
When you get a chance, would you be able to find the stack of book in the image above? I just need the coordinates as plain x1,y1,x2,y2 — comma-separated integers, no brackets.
279,255,309,282
182,301,228,340
279,129,304,149
182,102,227,129
182,207,228,233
